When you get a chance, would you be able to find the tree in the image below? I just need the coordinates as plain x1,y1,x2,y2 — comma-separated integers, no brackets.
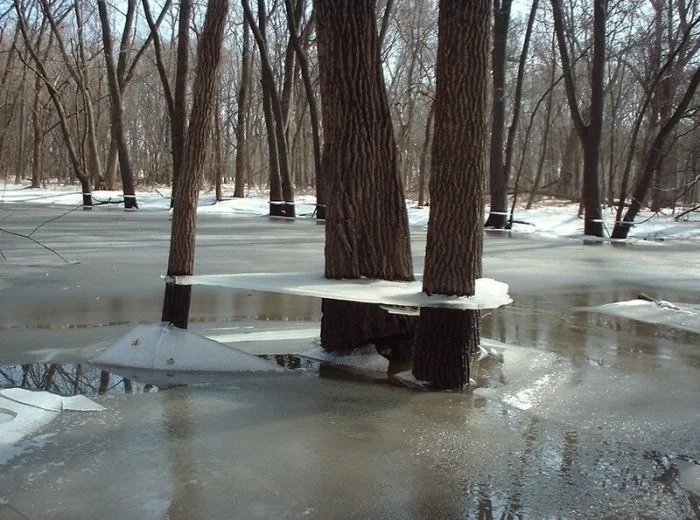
242,0,296,218
97,0,138,209
161,0,229,328
313,0,414,352
14,0,94,208
485,0,513,229
411,0,491,390
551,0,607,237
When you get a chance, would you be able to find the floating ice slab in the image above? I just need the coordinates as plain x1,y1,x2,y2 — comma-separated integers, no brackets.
92,323,287,374
175,272,512,310
0,388,104,466
582,299,700,334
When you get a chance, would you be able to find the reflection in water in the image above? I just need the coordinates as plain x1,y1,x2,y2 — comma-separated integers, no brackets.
0,363,152,395
163,390,202,519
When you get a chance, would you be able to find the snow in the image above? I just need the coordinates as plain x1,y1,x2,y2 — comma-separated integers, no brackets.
176,272,513,310
1,182,697,243
0,388,103,466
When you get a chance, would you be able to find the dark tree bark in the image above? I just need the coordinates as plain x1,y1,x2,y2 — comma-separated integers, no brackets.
162,0,228,328
485,0,512,229
551,0,606,237
97,0,138,209
411,0,490,390
314,0,414,353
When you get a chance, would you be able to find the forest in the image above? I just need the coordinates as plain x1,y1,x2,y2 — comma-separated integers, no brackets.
0,0,698,237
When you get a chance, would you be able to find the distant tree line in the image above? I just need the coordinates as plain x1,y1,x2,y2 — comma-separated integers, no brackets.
0,0,698,232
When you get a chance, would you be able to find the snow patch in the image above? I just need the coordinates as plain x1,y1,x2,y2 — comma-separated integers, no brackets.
583,299,700,334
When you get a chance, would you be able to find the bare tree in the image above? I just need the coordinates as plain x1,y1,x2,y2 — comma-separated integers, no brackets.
162,0,229,328
97,0,138,209
552,0,607,237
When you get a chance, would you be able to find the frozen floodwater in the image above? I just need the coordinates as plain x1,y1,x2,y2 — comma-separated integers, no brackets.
0,203,699,519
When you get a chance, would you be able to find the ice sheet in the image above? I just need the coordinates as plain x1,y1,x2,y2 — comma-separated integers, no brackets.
583,299,700,334
92,323,288,373
175,272,513,310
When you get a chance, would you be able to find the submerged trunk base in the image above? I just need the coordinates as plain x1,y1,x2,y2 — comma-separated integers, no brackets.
412,307,480,391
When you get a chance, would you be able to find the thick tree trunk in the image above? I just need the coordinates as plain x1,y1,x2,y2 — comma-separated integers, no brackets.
314,0,414,353
411,0,490,390
162,0,228,328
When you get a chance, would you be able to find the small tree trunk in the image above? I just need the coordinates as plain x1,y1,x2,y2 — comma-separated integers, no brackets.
233,17,252,198
162,0,228,327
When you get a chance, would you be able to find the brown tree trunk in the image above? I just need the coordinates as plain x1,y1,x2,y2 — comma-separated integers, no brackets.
162,0,228,328
314,0,414,353
411,0,490,390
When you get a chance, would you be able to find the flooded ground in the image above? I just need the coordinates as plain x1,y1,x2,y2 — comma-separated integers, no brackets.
1,205,699,519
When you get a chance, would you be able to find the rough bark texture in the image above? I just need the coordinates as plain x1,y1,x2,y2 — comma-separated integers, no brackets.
411,0,490,390
162,0,228,328
314,0,414,352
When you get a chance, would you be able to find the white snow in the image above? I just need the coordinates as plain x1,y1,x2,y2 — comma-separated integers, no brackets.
0,388,103,466
92,323,288,373
176,272,513,310
1,182,697,243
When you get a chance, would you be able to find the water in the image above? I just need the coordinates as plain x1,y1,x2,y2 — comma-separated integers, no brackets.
0,206,698,518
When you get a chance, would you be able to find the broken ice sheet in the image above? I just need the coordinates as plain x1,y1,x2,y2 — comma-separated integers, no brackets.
581,299,700,334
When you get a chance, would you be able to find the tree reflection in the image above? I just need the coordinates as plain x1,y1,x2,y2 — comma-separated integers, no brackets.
0,363,150,395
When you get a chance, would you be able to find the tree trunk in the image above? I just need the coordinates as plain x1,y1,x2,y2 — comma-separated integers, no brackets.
97,0,138,210
411,0,490,390
162,0,228,328
485,0,512,229
314,0,414,353
551,0,606,237
233,17,252,199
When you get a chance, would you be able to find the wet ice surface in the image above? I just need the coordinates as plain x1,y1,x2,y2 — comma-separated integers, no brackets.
0,205,699,518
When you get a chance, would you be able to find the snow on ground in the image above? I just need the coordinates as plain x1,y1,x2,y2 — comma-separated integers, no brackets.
1,181,698,243
581,299,700,335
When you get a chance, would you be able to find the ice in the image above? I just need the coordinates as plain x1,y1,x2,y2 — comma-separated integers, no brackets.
176,272,513,310
583,299,700,334
0,388,104,466
297,345,389,373
92,323,288,373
